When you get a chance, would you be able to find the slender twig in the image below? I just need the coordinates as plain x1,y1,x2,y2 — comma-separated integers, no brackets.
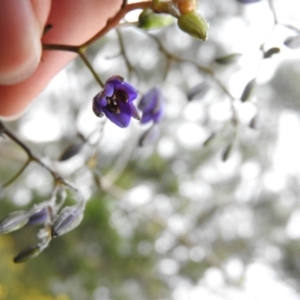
148,34,236,100
2,159,31,188
81,1,154,47
116,28,136,79
77,48,104,87
2,122,62,185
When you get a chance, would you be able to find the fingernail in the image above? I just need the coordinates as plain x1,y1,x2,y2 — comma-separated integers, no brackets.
0,0,41,85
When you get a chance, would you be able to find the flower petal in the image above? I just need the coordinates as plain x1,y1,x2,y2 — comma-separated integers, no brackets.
104,102,132,128
103,82,115,97
116,82,138,102
138,89,158,112
153,109,164,123
106,75,124,85
130,103,140,120
140,113,153,124
92,99,105,117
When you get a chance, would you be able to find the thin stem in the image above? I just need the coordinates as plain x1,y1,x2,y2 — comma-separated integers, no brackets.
81,1,154,47
116,28,135,79
78,48,104,87
3,126,33,157
1,122,85,202
2,124,60,182
43,44,104,88
2,159,31,188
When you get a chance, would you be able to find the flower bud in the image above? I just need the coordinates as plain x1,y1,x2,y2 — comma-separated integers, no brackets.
27,207,50,226
177,11,208,40
138,9,174,30
14,245,40,263
0,211,29,234
173,0,198,14
52,204,85,237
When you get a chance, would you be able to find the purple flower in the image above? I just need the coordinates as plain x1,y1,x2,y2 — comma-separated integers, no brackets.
93,76,140,128
138,88,164,124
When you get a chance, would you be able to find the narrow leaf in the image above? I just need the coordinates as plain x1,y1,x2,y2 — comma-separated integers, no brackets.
249,115,257,129
215,53,242,65
263,47,280,58
241,79,256,102
203,133,216,147
187,81,209,101
222,143,233,162
59,142,85,161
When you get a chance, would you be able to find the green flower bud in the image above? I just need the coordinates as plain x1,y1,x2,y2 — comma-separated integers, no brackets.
177,11,208,41
138,9,174,30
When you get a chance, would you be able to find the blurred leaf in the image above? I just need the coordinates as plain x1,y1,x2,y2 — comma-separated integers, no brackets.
284,35,300,49
249,115,257,129
203,132,216,146
215,53,242,65
263,47,280,58
222,143,233,161
187,81,210,101
241,78,256,102
59,142,85,161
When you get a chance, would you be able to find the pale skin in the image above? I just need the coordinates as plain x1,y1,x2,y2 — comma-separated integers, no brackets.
0,0,122,117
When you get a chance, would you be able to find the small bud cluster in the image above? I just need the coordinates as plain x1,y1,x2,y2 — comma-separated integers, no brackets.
0,186,85,263
150,0,208,40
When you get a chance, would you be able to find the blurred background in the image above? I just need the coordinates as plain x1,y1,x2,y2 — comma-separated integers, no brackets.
1,0,300,299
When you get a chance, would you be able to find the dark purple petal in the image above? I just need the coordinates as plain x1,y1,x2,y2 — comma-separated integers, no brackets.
93,99,105,117
116,82,138,102
106,75,124,85
104,102,132,128
94,92,107,107
103,82,115,97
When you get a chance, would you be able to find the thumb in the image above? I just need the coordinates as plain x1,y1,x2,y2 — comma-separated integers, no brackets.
0,0,42,85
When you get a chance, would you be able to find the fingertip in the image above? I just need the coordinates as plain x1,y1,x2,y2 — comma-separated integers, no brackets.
0,0,42,85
